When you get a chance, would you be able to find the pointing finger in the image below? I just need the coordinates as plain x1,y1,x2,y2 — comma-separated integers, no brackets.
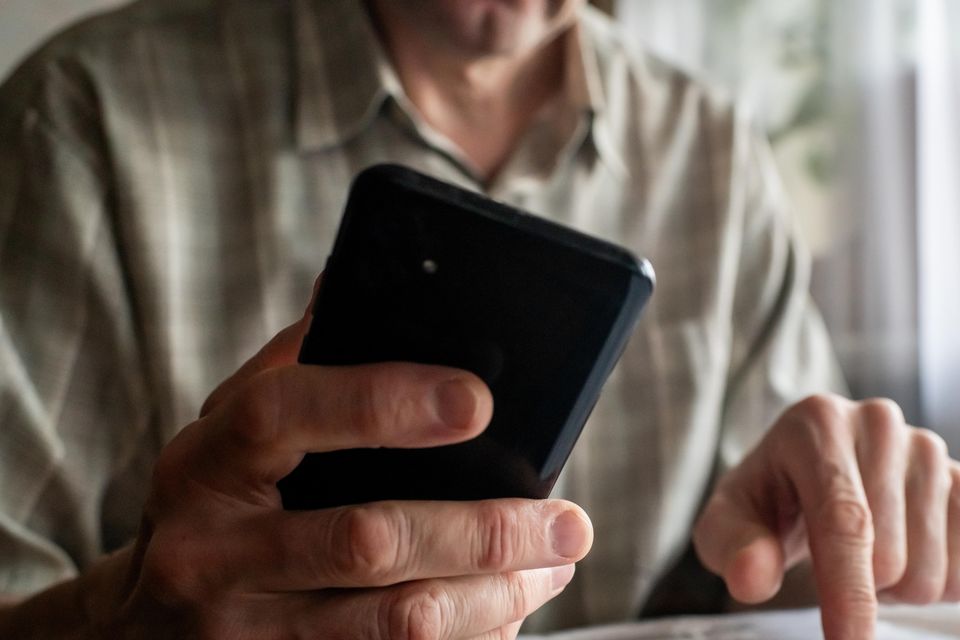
778,398,877,640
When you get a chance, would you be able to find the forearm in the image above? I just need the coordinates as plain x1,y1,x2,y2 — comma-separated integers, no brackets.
0,547,130,640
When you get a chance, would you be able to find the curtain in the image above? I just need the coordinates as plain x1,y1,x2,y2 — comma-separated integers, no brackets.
615,0,960,452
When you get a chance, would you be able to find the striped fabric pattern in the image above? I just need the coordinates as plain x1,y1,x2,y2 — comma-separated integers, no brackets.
0,0,842,630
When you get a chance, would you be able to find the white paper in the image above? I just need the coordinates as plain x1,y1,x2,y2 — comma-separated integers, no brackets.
520,604,960,640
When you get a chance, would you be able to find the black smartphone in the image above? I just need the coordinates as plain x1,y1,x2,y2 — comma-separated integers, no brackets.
278,164,654,510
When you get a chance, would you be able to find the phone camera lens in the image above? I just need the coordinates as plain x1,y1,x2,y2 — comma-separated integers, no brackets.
421,259,438,274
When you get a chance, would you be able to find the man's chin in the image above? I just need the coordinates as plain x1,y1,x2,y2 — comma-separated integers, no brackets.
448,4,565,60
373,0,577,62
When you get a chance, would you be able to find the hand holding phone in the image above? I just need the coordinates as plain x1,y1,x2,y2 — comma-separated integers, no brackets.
76,295,592,639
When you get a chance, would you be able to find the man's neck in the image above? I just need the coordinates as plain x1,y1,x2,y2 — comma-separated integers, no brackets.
367,3,568,182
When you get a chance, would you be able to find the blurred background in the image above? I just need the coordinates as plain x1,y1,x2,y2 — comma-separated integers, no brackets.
2,0,958,453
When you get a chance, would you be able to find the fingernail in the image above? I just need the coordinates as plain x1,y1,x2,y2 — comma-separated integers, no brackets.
551,564,576,591
434,378,478,430
551,510,589,559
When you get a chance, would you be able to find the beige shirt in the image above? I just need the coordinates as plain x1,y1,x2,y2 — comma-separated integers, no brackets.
0,0,842,630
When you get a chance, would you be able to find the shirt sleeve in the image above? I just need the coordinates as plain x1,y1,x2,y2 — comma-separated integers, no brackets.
0,58,148,596
718,119,846,472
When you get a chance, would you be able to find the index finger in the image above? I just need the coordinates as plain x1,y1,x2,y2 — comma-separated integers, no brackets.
777,400,877,640
186,361,492,489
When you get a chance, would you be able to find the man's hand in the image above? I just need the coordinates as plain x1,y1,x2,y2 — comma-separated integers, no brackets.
694,394,960,640
76,296,593,639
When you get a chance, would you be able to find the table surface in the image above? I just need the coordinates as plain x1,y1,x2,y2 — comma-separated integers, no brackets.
520,604,960,639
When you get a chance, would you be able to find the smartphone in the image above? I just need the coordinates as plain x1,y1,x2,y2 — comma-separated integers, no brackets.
278,164,654,510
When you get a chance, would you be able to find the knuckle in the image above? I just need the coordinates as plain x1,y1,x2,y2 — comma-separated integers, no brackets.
859,398,906,427
858,399,907,445
228,370,283,447
349,369,409,439
148,424,203,504
783,395,851,452
911,429,950,464
789,394,847,431
141,535,209,605
382,586,451,640
473,503,523,572
817,497,874,547
331,506,404,584
907,431,954,499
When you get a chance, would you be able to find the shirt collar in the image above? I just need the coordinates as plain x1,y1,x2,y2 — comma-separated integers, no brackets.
294,0,627,177
565,15,629,179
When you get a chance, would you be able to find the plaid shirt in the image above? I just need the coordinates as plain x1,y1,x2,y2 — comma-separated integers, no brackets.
0,0,842,630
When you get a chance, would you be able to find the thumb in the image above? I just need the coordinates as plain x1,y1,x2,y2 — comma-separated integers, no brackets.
693,485,786,604
199,274,323,417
